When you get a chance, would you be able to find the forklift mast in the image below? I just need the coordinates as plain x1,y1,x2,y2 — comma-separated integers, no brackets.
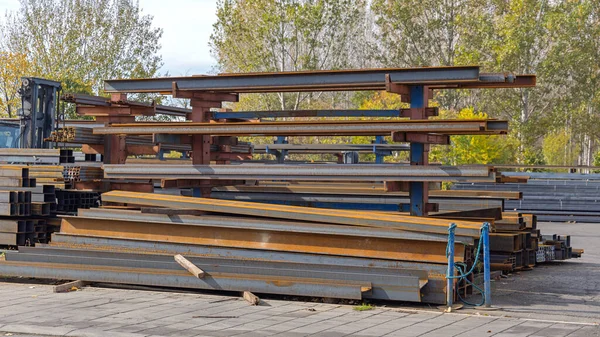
18,77,62,149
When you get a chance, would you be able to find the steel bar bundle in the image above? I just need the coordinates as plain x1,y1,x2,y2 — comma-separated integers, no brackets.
103,164,496,182
93,119,509,136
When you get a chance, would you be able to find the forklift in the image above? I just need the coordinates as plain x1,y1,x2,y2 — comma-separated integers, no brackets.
0,77,61,149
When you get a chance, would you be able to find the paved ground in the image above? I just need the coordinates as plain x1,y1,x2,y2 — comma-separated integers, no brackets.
0,221,598,337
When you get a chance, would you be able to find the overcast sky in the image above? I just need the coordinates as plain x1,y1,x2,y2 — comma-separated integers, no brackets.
0,0,219,76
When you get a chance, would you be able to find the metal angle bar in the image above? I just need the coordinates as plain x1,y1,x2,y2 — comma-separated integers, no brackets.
100,191,482,237
75,208,471,243
0,261,367,300
104,66,481,93
93,120,508,136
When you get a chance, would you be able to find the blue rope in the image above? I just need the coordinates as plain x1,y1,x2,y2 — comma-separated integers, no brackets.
446,223,489,306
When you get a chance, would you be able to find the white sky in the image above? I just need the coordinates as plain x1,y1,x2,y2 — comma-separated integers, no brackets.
0,0,219,76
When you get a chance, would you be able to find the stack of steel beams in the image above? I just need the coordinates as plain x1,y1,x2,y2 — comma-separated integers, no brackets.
0,191,484,304
453,172,600,222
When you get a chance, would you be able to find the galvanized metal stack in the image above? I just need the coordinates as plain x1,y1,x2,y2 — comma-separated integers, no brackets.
454,172,600,222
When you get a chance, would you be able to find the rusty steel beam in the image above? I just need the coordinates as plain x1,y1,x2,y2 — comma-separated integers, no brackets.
92,119,508,136
100,191,482,237
59,215,466,264
104,66,482,93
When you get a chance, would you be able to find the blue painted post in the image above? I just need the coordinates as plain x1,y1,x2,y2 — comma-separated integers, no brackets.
482,222,492,307
375,135,384,164
409,85,427,216
275,136,288,164
157,149,165,160
447,223,456,308
192,187,201,198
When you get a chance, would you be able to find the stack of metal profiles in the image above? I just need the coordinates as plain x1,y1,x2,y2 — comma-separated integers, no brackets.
0,66,550,304
205,183,513,212
0,167,60,245
453,172,600,222
0,149,74,164
0,191,483,304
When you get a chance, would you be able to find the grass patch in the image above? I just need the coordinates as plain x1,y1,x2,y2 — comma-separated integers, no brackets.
353,303,374,311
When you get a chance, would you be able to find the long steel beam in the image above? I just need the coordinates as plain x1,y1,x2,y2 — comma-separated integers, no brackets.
213,185,522,199
48,233,449,304
100,191,482,237
103,164,496,182
0,261,368,300
212,109,432,119
8,246,426,301
93,119,508,136
59,216,466,264
76,208,473,243
104,66,481,93
208,191,503,213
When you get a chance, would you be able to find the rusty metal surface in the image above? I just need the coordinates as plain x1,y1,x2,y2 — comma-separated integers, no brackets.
48,233,452,304
100,191,482,237
59,215,465,264
76,208,471,243
93,119,508,136
7,246,427,302
104,66,482,93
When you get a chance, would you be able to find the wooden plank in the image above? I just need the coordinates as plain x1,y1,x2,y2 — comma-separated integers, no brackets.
53,280,89,293
174,254,205,278
242,291,260,305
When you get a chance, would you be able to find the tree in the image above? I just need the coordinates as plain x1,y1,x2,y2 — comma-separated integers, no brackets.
430,108,517,165
371,0,477,110
542,128,580,166
0,52,29,118
211,0,367,111
1,0,163,96
458,0,559,163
